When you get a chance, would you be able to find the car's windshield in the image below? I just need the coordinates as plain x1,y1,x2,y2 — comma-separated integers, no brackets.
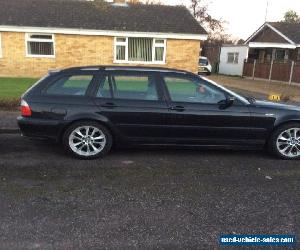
199,58,208,66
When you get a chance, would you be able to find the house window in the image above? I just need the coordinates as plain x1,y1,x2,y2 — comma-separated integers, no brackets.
275,49,285,61
26,33,55,58
227,52,239,64
114,37,166,64
115,37,127,61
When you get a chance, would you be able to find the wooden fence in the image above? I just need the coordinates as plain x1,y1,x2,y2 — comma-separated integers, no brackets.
243,60,300,84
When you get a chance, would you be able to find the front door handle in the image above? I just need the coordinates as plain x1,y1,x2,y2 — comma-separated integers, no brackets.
169,106,185,112
101,102,117,108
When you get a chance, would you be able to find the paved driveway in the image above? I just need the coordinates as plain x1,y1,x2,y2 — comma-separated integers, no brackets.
0,134,299,249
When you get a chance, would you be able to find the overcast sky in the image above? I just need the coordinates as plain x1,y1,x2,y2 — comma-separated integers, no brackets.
159,0,300,40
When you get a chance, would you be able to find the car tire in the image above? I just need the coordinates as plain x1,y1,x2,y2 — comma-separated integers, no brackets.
63,121,113,159
268,123,300,160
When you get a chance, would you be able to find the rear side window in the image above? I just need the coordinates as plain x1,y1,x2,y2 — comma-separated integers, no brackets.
46,75,93,96
110,74,158,101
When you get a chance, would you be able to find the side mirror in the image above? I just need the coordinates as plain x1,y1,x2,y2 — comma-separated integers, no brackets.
218,96,235,110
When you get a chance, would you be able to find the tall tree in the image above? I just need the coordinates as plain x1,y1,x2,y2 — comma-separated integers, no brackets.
283,10,300,23
190,0,234,44
190,0,222,31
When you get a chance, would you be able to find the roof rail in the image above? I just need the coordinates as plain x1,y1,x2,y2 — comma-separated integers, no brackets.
80,67,101,71
104,66,188,74
48,69,61,74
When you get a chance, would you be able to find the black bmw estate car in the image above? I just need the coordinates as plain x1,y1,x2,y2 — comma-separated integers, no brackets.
18,66,300,160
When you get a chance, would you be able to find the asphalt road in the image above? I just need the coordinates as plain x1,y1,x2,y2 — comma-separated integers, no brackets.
0,134,299,249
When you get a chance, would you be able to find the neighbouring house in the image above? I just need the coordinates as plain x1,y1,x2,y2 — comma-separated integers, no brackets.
0,0,207,77
218,45,248,76
243,22,300,83
245,22,300,63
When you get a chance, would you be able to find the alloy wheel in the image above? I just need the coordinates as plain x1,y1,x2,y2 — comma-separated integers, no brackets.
276,128,300,158
68,126,106,156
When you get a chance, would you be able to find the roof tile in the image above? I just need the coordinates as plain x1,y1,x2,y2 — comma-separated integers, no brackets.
0,0,207,35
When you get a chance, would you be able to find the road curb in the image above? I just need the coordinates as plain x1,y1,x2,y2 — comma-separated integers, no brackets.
0,128,19,134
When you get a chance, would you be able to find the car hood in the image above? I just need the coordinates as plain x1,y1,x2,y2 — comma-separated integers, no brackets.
253,100,300,112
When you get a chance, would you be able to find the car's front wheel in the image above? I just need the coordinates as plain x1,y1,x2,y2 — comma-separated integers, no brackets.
269,123,300,160
63,121,112,159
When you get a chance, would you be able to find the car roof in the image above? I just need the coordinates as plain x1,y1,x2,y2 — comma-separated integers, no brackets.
56,65,193,75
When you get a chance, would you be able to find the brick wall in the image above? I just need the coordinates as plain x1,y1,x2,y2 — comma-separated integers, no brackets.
0,32,200,77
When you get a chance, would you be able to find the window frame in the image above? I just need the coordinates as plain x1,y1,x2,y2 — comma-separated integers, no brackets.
94,74,114,99
227,52,239,64
0,33,2,58
25,33,55,58
114,37,166,64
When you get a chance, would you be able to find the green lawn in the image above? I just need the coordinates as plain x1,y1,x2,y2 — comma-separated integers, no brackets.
0,78,37,100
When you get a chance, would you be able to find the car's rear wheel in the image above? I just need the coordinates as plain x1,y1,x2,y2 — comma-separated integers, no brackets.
269,123,300,160
63,121,112,159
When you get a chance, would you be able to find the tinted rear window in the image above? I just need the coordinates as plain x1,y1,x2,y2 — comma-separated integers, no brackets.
46,75,93,96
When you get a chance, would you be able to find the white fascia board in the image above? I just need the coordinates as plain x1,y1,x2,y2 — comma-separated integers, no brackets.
248,42,296,49
265,23,295,45
0,25,208,40
245,22,296,45
244,23,266,44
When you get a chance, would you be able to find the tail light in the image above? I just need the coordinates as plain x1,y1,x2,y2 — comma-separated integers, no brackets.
21,99,32,117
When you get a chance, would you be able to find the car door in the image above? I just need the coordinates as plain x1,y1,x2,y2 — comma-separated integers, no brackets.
159,73,253,146
92,70,170,143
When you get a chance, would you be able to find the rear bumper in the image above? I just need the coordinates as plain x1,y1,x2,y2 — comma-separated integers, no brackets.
17,116,65,141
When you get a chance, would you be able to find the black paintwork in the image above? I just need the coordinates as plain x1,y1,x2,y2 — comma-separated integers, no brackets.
17,66,300,149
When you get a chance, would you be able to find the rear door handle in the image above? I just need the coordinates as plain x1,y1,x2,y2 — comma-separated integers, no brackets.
169,106,185,112
101,102,117,108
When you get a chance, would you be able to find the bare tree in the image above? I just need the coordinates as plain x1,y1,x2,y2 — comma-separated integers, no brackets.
190,0,234,44
190,0,223,32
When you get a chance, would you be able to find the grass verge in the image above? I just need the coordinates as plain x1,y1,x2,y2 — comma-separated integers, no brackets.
0,77,37,110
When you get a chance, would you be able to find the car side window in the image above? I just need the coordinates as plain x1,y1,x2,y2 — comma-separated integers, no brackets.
96,76,111,98
46,75,93,96
164,76,226,104
110,74,158,101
